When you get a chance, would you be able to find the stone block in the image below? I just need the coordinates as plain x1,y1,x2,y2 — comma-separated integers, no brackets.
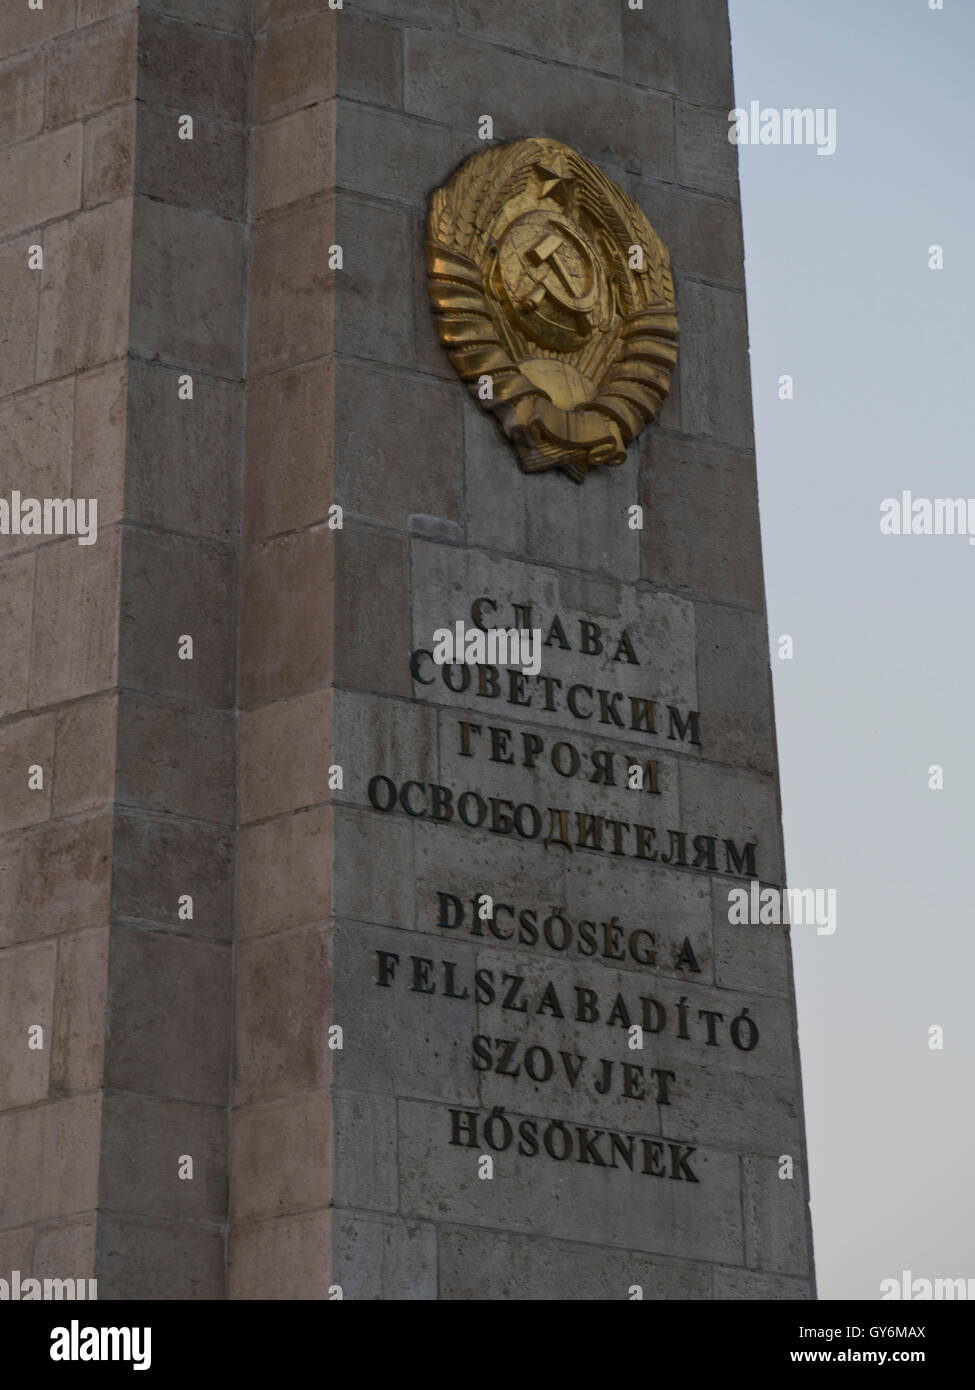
251,102,334,219
335,101,450,208
46,15,137,127
714,1266,812,1299
252,10,336,123
0,1094,101,1227
29,529,122,708
337,12,402,109
240,688,332,824
36,199,132,382
105,926,230,1104
624,173,745,287
245,360,333,542
0,123,82,236
438,1226,712,1300
78,0,138,22
0,939,56,1107
228,1210,331,1299
334,360,462,530
0,376,74,530
622,0,733,107
138,14,247,122
404,31,674,180
241,528,334,706
0,237,38,395
246,196,335,376
334,195,414,368
676,278,754,449
743,1153,813,1276
677,100,739,199
640,436,764,608
0,49,45,148
118,527,236,708
136,105,245,219
0,0,74,62
332,804,413,930
236,805,333,939
130,199,244,378
97,1216,224,1299
333,526,411,696
126,359,240,543
332,1212,437,1300
53,693,118,816
230,1091,331,1225
112,809,233,939
694,602,777,775
337,0,445,23
457,0,622,75
99,1092,227,1220
115,693,234,823
332,1089,398,1212
82,101,136,208
50,925,108,1096
141,0,248,32
1,811,112,947
33,1215,97,1280
0,554,33,716
0,711,55,832
0,1225,34,1275
234,924,332,1105
74,359,127,526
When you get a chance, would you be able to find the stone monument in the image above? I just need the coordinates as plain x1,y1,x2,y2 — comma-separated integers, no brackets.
0,0,814,1299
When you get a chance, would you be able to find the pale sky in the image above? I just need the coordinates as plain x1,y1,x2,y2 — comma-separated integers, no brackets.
729,0,975,1299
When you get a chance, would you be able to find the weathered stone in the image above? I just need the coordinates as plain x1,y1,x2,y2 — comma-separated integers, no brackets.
105,926,230,1105
30,530,122,708
130,199,244,378
332,1212,437,1300
0,939,56,1107
137,14,248,122
115,692,234,823
230,1090,331,1225
0,49,45,147
126,359,240,543
118,527,236,708
0,124,82,236
136,105,246,219
46,15,137,127
82,102,136,208
251,101,334,219
36,199,132,382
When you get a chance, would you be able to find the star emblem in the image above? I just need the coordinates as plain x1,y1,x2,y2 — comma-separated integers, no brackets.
533,159,574,207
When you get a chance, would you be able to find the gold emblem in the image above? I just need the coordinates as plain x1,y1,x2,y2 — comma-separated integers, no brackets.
427,138,678,482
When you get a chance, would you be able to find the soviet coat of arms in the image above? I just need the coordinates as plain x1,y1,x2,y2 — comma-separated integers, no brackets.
427,137,678,483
